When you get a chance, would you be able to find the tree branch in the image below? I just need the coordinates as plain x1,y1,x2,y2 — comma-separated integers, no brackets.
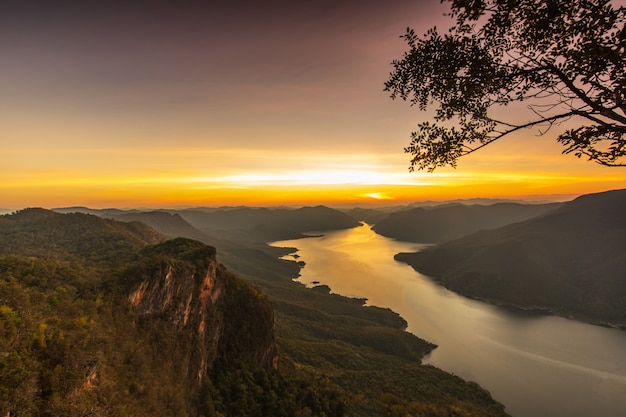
544,62,626,125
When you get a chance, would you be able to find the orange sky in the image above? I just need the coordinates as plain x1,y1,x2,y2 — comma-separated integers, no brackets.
2,0,625,209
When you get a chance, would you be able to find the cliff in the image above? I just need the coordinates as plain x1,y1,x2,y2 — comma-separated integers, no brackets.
127,238,278,382
0,210,281,416
0,208,508,416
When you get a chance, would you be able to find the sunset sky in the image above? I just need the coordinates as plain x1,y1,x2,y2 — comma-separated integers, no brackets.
2,0,625,209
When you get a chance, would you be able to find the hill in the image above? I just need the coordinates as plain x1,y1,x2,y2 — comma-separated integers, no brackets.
50,207,509,416
373,202,562,243
395,189,626,327
111,210,212,242
342,207,391,224
0,209,345,416
176,205,361,241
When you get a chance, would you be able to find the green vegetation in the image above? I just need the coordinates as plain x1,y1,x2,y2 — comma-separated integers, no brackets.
228,253,507,417
0,210,343,416
396,189,626,327
0,208,509,416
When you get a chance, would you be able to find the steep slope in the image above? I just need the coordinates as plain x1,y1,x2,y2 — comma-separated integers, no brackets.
396,189,626,326
373,202,562,243
50,207,510,416
125,238,278,379
0,209,342,416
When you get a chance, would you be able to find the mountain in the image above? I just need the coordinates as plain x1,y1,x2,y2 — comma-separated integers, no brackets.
373,202,562,243
395,189,626,326
176,205,361,241
0,209,343,416
0,207,161,265
403,197,554,208
110,210,211,241
342,207,391,224
22,208,510,416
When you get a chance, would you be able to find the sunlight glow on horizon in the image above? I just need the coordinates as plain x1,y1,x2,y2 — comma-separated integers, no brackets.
197,169,430,187
2,160,624,209
2,1,625,210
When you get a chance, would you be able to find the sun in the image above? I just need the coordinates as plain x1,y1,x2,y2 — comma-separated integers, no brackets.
361,192,394,200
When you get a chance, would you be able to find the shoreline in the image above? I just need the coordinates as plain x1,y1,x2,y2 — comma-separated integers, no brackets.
269,227,626,417
280,245,439,358
396,257,626,331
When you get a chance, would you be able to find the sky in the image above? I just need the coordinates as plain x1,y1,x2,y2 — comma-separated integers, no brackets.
2,0,625,209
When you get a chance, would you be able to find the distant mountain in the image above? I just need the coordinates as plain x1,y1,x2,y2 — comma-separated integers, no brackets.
395,189,626,326
52,206,133,217
373,202,563,243
176,205,361,241
4,208,509,416
342,207,391,224
110,210,209,241
404,197,559,208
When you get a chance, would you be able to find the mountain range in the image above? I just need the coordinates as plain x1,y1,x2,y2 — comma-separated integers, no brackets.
0,208,508,416
176,205,361,241
395,189,626,327
372,202,562,243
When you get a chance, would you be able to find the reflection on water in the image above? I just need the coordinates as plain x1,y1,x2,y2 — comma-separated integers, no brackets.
272,224,626,417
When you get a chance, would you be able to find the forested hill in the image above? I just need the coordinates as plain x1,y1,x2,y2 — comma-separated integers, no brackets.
1,208,510,416
373,202,562,243
0,207,161,265
56,205,362,242
0,209,343,416
396,189,626,327
175,205,361,241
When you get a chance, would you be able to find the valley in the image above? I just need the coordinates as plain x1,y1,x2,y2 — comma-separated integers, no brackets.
2,188,624,416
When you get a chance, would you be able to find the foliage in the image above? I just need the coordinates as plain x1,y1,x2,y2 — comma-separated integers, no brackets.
0,209,510,416
225,247,509,416
0,208,160,267
205,359,345,417
385,0,626,171
0,210,344,416
396,189,626,326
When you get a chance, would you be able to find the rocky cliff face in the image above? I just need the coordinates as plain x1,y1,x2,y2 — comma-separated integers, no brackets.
0,211,282,416
127,238,278,382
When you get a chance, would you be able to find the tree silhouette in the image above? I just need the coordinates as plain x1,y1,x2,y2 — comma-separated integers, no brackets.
385,0,626,171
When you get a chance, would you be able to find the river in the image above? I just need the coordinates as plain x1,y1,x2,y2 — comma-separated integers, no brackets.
271,224,626,417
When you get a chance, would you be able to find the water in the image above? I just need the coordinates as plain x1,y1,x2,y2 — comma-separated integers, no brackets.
271,224,626,417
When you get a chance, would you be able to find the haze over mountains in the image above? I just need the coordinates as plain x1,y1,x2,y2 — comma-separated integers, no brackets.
55,205,361,242
395,189,626,326
52,191,626,330
177,205,361,241
372,202,563,243
2,206,510,416
9,188,624,414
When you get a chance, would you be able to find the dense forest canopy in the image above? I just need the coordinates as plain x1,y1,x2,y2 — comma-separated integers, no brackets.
0,209,509,416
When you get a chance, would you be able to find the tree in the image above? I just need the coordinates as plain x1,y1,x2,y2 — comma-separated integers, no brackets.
385,0,626,171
